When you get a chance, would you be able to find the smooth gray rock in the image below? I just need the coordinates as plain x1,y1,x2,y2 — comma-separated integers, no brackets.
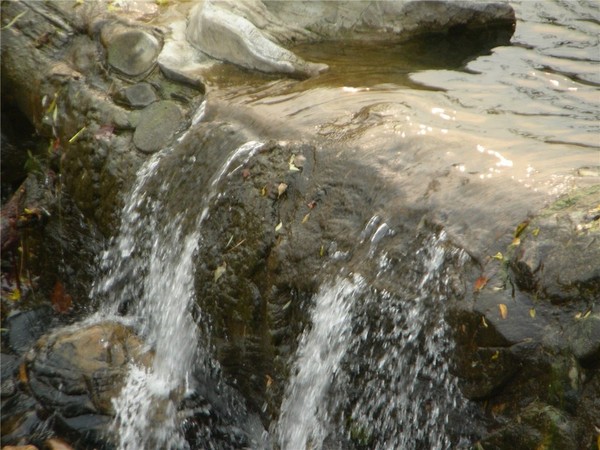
133,101,183,153
105,28,161,78
115,82,158,108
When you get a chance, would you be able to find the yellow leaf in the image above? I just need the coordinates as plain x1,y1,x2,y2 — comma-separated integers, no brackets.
9,288,21,301
514,219,530,238
575,312,582,320
261,186,267,197
265,374,273,388
1,10,28,30
498,303,508,319
69,126,86,143
532,227,540,237
596,433,599,450
492,252,504,261
481,316,488,328
319,245,325,257
511,236,521,246
275,222,282,232
214,263,226,282
302,213,310,224
491,351,499,360
529,308,536,319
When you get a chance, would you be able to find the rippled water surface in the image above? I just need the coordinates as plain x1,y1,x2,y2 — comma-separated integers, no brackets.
206,0,599,196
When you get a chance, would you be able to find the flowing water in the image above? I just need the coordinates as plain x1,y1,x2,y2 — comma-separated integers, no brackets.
87,1,598,449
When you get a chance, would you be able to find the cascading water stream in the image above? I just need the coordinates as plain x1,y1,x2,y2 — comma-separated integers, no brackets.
276,228,470,450
90,114,265,448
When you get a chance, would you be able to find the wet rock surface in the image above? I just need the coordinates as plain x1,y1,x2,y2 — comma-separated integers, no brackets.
133,100,184,153
449,186,600,450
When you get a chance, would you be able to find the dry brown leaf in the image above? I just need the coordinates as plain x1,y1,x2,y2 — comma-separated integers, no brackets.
498,303,508,319
51,281,72,314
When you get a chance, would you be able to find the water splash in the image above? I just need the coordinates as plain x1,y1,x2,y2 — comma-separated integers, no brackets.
277,275,366,450
276,230,469,450
91,137,265,450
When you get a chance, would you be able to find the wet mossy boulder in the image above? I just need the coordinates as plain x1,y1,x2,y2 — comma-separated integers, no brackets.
510,185,600,304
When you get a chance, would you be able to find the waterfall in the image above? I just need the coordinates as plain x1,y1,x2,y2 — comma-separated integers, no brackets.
91,125,264,449
276,230,469,449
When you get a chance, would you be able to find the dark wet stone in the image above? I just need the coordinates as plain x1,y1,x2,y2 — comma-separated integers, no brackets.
479,402,579,450
114,82,158,109
133,100,183,153
106,29,161,78
510,185,600,304
6,307,56,354
566,313,600,367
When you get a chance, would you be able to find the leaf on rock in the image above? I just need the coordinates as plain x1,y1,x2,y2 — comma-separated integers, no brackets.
275,222,283,232
514,219,530,238
288,155,301,172
498,303,508,319
9,288,21,302
19,362,28,384
214,263,226,282
492,252,504,261
51,281,72,313
491,350,499,360
473,276,488,292
302,213,310,224
529,308,536,318
265,374,273,388
532,227,540,237
277,183,288,198
481,316,489,328
261,186,267,197
511,236,521,246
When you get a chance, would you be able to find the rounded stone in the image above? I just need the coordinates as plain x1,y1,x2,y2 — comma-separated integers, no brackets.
115,82,158,109
133,101,183,153
106,30,161,77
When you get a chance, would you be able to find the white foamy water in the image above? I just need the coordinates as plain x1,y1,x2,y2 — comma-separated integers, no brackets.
276,231,469,450
91,138,265,450
277,275,365,450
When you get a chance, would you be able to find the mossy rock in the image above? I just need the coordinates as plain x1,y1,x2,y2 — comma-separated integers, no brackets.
510,185,600,304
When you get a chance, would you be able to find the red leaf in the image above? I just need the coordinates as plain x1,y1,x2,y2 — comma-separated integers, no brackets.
51,281,72,313
473,276,489,292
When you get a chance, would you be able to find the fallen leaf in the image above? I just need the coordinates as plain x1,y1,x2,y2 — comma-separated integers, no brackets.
491,350,500,360
69,126,86,143
532,227,540,237
511,236,521,246
277,183,288,198
1,10,28,30
242,168,251,180
319,245,325,257
481,316,488,328
529,308,536,318
514,219,530,238
301,213,310,224
575,312,582,320
19,362,28,384
275,222,283,232
214,263,226,282
265,374,273,388
473,276,488,292
51,281,72,313
288,155,300,172
498,303,508,319
9,288,21,302
94,124,114,141
307,200,317,209
261,186,267,197
492,252,504,261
